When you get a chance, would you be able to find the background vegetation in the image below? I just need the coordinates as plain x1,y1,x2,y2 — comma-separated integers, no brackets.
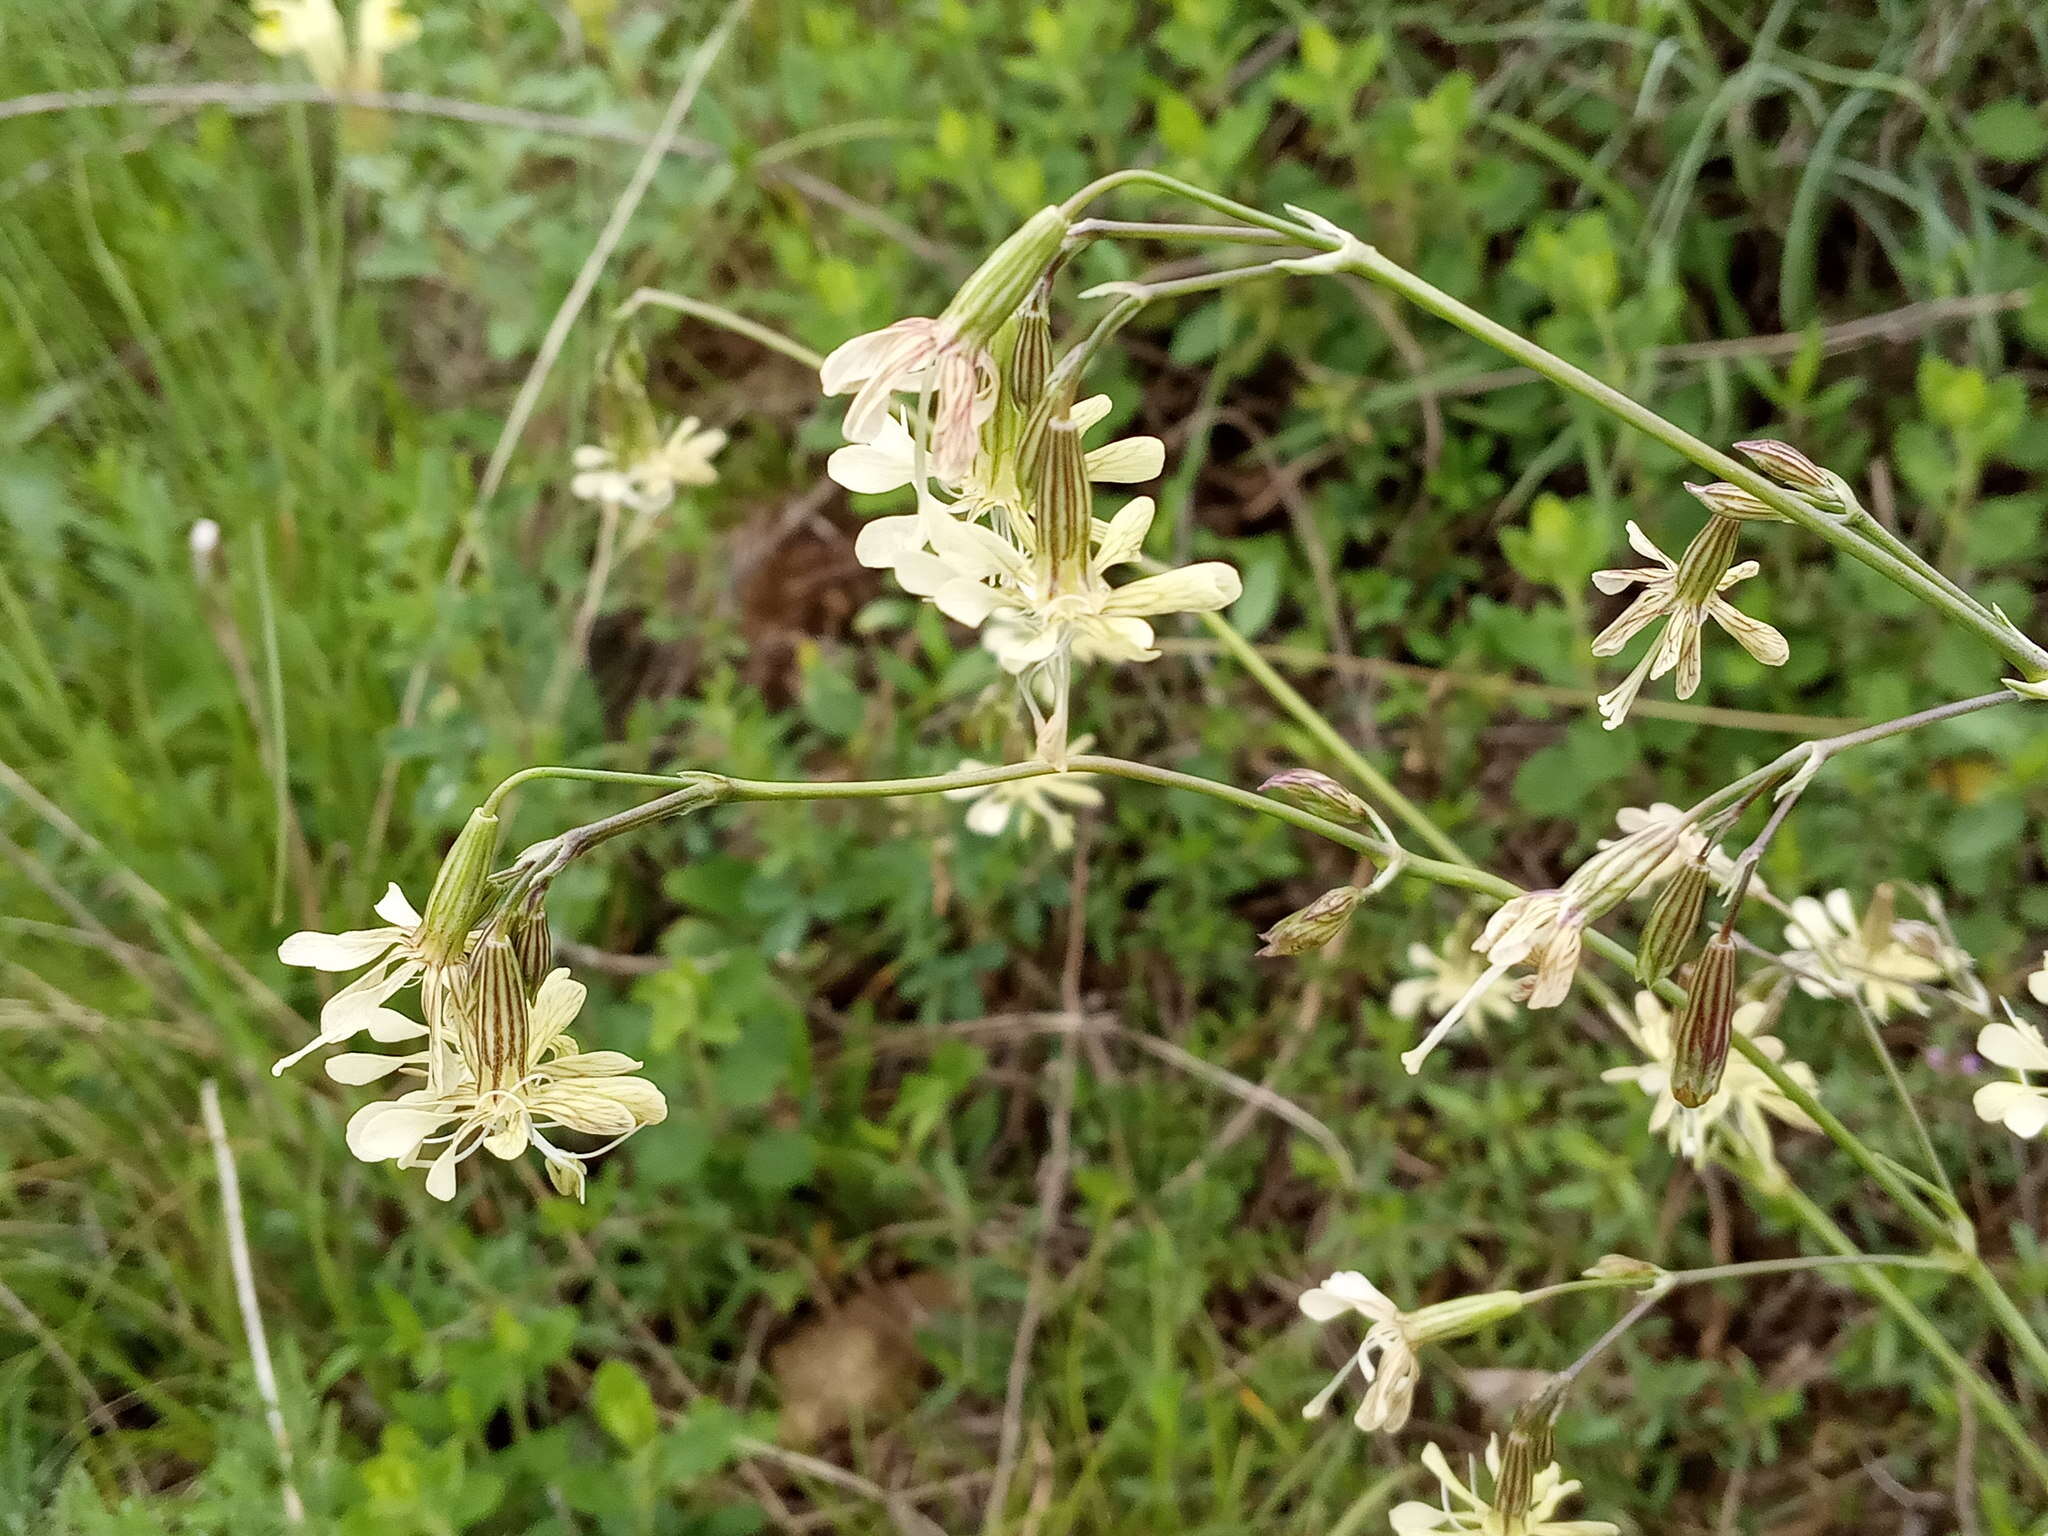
4,1,2048,1531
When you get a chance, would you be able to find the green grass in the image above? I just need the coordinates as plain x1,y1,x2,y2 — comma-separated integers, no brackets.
4,1,2048,1532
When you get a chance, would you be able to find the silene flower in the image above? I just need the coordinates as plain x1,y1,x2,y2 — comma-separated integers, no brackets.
1780,886,1961,1018
1971,1006,2048,1139
1595,802,1749,894
571,416,725,512
272,882,438,1075
1298,1272,1522,1435
1400,815,1692,1074
1591,516,1788,730
1602,991,1817,1178
1391,1440,1618,1536
945,746,1103,851
345,954,665,1202
252,0,420,94
1389,926,1517,1037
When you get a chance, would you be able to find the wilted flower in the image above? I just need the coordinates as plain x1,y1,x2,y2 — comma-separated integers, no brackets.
571,416,725,520
252,0,419,94
1602,992,1817,1179
1299,1273,1522,1434
1390,1440,1618,1536
1971,1007,2048,1139
344,964,665,1202
820,207,1067,480
1781,887,1961,1018
1591,517,1789,730
1389,929,1517,1036
945,750,1103,851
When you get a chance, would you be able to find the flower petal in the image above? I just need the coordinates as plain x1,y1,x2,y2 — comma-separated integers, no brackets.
278,926,400,971
1976,1020,2048,1072
346,1101,451,1163
1092,497,1157,572
1101,561,1241,618
1085,436,1166,483
373,883,422,929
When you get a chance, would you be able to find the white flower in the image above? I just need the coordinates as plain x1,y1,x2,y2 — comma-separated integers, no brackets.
1298,1272,1420,1433
1389,932,1517,1035
1592,518,1788,730
253,0,418,93
1780,888,1959,1018
344,967,665,1202
832,393,1161,504
1971,1007,2048,1139
1602,992,1817,1176
820,318,994,481
945,750,1104,851
571,416,725,519
272,883,437,1075
1390,1440,1618,1536
2026,955,2048,1007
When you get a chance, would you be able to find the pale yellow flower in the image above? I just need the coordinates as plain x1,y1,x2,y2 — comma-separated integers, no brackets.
1592,517,1788,730
1298,1274,1523,1436
945,748,1103,851
273,883,436,1074
1971,1008,2048,1139
252,0,418,93
571,416,725,520
344,966,665,1202
1596,802,1751,894
1391,1440,1618,1536
1780,888,1959,1018
1602,992,1816,1178
1389,932,1516,1035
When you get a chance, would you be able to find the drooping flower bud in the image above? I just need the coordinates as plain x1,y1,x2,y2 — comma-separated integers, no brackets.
459,931,529,1092
1009,288,1053,410
1635,860,1711,986
1257,885,1364,957
1734,439,1844,508
415,808,501,967
1672,933,1738,1108
1684,481,1789,524
1259,768,1373,824
937,206,1069,345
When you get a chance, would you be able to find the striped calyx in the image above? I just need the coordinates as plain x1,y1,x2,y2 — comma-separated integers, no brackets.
460,932,529,1093
1635,860,1711,986
1672,933,1738,1108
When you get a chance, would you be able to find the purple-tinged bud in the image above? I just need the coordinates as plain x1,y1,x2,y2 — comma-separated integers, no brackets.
1635,860,1710,986
509,904,554,999
1734,440,1844,507
1672,934,1739,1108
1257,885,1364,957
1684,481,1789,524
1258,768,1372,825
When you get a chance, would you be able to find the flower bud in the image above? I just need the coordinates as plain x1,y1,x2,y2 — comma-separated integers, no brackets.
1635,860,1710,986
1672,933,1738,1108
1581,1253,1665,1285
1684,481,1788,523
1035,406,1093,587
1008,288,1052,410
1257,885,1364,957
415,808,501,966
460,931,528,1092
1258,768,1372,824
509,904,553,998
1734,440,1844,508
938,205,1069,344
1493,1418,1547,1530
1402,1289,1525,1344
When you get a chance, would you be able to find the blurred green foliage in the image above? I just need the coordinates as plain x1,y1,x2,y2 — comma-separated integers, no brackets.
3,1,2048,1532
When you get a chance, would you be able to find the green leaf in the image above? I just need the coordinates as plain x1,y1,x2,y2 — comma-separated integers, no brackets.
590,1359,659,1452
1966,99,2048,163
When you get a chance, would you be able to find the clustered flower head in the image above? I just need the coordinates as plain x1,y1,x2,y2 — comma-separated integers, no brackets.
1591,514,1788,730
1602,991,1817,1181
252,0,420,94
1391,1440,1618,1536
1780,886,1961,1018
275,822,664,1201
1972,1006,2048,1139
822,219,1239,762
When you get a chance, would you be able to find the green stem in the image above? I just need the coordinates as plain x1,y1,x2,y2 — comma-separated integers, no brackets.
1323,240,2048,680
1781,1186,2048,1491
1520,1250,1962,1310
1058,170,1322,243
1190,611,1471,866
1965,1260,2048,1402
